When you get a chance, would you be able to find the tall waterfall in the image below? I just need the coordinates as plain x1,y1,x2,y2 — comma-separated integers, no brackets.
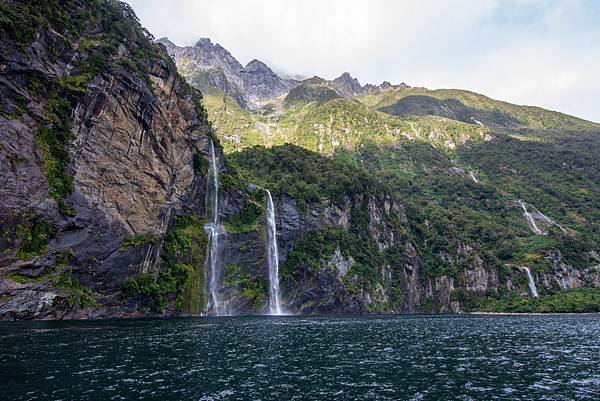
522,267,539,298
205,140,223,315
265,189,283,315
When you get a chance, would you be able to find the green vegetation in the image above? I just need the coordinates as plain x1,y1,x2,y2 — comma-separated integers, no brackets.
456,288,600,313
223,263,267,311
120,215,207,313
283,82,341,108
52,270,97,309
119,233,158,251
359,87,599,131
38,95,76,216
204,90,489,155
193,152,209,176
9,268,55,285
9,251,72,284
283,229,382,281
230,144,387,206
224,201,261,234
17,218,57,261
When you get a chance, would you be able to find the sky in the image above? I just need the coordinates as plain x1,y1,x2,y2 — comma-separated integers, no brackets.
125,0,600,122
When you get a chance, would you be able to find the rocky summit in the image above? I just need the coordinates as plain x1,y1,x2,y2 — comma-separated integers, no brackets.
157,37,296,110
1,0,599,320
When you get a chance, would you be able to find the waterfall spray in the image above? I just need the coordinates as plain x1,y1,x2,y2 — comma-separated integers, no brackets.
265,189,283,315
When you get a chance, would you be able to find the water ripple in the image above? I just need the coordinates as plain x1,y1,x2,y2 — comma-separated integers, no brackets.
1,315,599,400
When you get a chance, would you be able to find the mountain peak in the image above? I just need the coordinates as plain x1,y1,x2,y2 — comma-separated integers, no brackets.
194,37,213,48
333,72,362,96
245,59,274,74
156,37,175,49
336,72,353,79
334,71,359,83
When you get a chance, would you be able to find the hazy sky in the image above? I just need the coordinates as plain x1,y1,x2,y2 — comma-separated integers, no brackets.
125,0,600,122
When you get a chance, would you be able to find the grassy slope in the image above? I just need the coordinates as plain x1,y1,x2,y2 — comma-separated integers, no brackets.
204,89,492,154
359,87,599,131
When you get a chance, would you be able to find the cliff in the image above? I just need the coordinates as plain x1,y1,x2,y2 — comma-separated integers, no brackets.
0,0,219,319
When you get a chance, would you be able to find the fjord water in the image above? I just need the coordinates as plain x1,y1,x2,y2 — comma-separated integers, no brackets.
1,315,599,400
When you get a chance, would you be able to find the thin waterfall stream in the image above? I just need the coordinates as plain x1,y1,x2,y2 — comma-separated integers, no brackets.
520,200,544,235
265,189,283,315
522,266,539,297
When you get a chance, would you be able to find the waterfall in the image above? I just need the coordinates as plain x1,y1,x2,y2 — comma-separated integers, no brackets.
205,140,223,315
264,189,283,315
529,204,567,234
469,171,479,184
520,200,544,235
521,267,539,298
520,200,566,235
470,116,485,127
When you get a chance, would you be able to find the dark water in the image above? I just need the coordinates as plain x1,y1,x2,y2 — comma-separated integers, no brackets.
1,315,599,400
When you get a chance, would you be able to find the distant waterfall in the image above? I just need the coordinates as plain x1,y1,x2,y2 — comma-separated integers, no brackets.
470,116,485,127
529,204,567,234
205,140,223,315
265,189,283,315
520,200,544,235
520,200,566,235
521,267,539,298
469,171,479,184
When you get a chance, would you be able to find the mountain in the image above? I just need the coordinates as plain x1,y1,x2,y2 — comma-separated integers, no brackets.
1,1,599,320
157,37,296,110
164,37,600,314
332,72,364,96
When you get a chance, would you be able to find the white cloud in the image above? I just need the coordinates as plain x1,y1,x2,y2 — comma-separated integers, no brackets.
125,0,600,122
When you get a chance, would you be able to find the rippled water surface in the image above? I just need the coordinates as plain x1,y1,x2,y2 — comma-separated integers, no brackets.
1,315,600,400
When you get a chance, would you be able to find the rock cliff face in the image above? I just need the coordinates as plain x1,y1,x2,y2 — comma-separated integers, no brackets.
158,38,296,110
333,72,364,96
0,0,218,319
159,40,413,112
